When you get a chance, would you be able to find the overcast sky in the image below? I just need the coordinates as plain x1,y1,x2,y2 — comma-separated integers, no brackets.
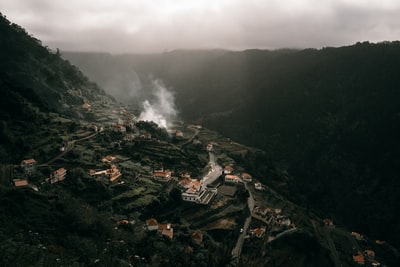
1,0,399,53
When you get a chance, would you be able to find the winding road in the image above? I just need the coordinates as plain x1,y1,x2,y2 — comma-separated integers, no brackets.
40,132,98,166
231,181,255,264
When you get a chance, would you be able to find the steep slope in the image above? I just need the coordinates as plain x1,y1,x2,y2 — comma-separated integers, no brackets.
0,13,113,162
64,43,400,249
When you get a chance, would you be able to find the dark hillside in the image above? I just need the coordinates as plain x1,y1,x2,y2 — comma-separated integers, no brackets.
64,43,400,249
0,13,113,161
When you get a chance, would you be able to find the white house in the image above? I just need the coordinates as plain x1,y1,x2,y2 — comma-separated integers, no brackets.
224,165,233,174
146,218,159,231
241,173,252,182
225,174,240,183
182,187,203,203
254,182,263,190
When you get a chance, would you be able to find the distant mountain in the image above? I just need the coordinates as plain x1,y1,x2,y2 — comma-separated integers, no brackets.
0,13,113,161
64,43,400,249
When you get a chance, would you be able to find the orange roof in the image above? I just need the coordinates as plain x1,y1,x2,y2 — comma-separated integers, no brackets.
161,228,173,239
54,168,66,175
353,251,365,264
180,178,191,185
253,227,266,237
146,218,158,226
224,165,233,170
242,173,252,178
22,159,36,164
14,179,28,187
192,180,201,187
154,171,168,177
158,223,172,232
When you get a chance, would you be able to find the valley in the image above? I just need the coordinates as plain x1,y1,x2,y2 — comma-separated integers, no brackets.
1,98,397,266
0,12,399,267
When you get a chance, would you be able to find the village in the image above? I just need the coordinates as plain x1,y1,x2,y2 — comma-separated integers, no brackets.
3,100,390,267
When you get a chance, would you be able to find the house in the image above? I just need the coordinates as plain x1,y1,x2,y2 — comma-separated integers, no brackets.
20,159,37,175
180,172,191,179
364,250,375,259
13,178,28,187
112,124,126,133
153,170,172,181
179,177,192,188
254,206,271,216
371,260,381,266
124,134,135,142
107,165,121,182
352,251,365,266
351,232,363,240
101,155,116,164
224,165,233,174
251,227,266,238
146,218,159,231
158,223,173,239
254,182,263,190
182,187,202,202
225,174,240,183
82,102,91,109
323,218,334,227
50,168,67,184
192,231,203,245
241,173,252,182
206,143,213,151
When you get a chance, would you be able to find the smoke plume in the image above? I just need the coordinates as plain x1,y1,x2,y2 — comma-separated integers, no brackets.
138,80,178,129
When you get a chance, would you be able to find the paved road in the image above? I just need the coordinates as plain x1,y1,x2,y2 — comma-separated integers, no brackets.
311,220,341,267
201,152,222,186
41,132,98,166
231,181,255,265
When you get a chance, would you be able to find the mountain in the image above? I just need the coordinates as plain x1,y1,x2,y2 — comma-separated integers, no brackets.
64,43,400,251
0,13,113,162
1,12,399,266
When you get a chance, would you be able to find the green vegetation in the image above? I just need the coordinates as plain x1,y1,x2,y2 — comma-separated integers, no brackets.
65,43,400,250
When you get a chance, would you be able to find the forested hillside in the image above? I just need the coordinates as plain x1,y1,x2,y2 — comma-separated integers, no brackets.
0,13,112,161
64,43,400,249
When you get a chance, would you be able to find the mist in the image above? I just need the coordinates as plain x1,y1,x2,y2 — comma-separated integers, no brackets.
138,80,178,129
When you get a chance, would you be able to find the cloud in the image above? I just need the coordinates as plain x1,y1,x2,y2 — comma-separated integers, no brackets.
1,0,399,53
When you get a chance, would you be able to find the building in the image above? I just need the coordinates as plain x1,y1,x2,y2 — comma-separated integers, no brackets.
13,178,28,187
107,165,121,182
352,251,365,266
241,172,252,182
158,223,174,239
251,227,266,238
254,182,263,190
323,218,334,227
50,168,67,184
192,231,203,245
224,165,233,174
101,155,116,164
112,124,126,133
82,102,91,109
146,218,159,231
20,159,37,175
182,187,203,202
206,143,213,151
225,174,240,183
153,170,172,181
